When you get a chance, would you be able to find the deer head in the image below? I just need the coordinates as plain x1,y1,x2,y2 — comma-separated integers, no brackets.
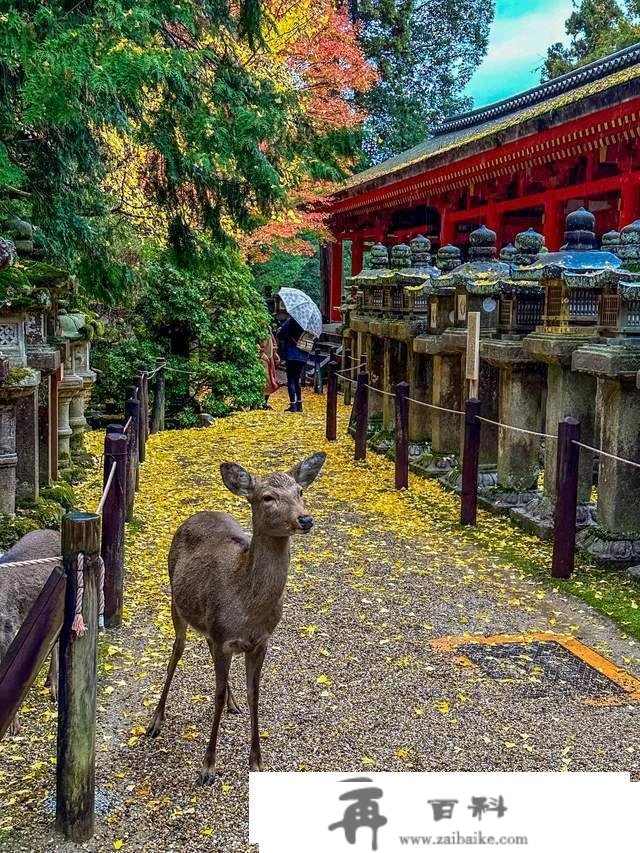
220,452,326,537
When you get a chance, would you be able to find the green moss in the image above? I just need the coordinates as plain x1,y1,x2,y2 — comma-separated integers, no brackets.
17,498,65,529
4,367,32,385
581,524,640,542
40,482,76,511
0,515,40,551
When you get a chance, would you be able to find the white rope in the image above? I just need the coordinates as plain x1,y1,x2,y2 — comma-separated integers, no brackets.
0,555,62,569
477,416,556,440
336,363,361,377
165,364,193,375
96,461,117,514
407,396,465,417
572,440,640,469
123,416,133,434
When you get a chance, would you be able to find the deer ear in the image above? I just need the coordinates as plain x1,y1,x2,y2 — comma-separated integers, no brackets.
220,463,254,497
289,452,326,488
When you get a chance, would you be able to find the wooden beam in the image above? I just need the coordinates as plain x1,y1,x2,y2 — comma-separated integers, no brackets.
0,567,66,741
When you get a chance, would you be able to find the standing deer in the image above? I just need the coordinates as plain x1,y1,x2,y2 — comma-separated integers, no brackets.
147,451,326,784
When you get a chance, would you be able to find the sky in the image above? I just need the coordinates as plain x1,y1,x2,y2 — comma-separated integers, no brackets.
464,0,576,107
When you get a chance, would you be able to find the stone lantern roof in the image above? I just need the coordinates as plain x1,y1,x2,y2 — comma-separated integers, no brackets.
438,225,511,293
396,234,441,286
513,208,623,281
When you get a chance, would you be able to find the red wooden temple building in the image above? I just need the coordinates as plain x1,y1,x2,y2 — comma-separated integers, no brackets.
322,43,640,320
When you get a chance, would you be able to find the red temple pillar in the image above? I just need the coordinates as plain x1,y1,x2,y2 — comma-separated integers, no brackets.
440,208,456,246
619,175,640,230
351,237,364,276
329,239,343,322
543,197,565,251
485,205,503,245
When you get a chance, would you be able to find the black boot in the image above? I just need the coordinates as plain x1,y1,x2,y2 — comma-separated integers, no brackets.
295,400,303,412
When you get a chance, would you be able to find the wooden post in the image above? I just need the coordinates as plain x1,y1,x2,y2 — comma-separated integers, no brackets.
56,511,101,843
466,312,481,399
395,381,409,489
124,396,139,518
354,371,369,461
326,360,338,441
101,432,127,628
137,373,146,463
143,370,150,441
343,346,352,406
150,357,166,434
460,398,481,525
313,347,322,394
552,417,581,579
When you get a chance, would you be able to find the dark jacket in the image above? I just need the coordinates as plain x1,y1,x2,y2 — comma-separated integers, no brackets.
277,318,308,363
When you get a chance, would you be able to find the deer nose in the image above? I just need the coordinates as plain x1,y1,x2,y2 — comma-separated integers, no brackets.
297,515,314,531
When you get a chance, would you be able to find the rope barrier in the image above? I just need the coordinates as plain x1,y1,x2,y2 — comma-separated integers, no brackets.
164,364,193,375
407,396,465,417
572,440,640,469
96,461,117,515
365,384,395,398
0,555,62,569
123,416,132,434
476,416,557,440
336,363,361,377
342,379,465,417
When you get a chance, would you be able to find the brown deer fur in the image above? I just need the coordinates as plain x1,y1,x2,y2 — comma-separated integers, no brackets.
147,452,326,784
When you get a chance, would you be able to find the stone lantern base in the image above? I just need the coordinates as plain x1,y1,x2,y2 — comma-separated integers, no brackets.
510,494,597,540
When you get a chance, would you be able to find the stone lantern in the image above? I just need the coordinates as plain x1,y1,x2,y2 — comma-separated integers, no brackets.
438,225,508,337
395,235,441,321
496,230,546,337
511,209,626,537
567,218,640,565
56,309,95,471
0,241,41,513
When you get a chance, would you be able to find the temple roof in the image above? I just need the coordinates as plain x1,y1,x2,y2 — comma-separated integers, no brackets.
338,43,640,198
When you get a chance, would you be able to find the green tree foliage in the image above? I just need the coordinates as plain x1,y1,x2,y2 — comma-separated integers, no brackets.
0,1,331,420
252,239,321,304
92,240,270,421
0,0,297,301
543,1,640,79
348,0,495,163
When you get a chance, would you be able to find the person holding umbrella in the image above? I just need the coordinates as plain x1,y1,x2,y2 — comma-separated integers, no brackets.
276,287,322,413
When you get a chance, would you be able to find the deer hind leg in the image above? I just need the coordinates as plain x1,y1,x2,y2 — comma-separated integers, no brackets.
46,643,59,703
147,604,187,738
198,646,232,786
246,642,267,771
207,640,242,714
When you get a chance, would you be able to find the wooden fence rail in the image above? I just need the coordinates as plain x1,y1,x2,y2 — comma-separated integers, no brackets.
0,565,66,740
0,359,166,841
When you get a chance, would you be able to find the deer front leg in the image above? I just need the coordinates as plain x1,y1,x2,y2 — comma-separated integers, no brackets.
198,646,232,786
246,642,267,772
147,605,187,739
207,639,242,714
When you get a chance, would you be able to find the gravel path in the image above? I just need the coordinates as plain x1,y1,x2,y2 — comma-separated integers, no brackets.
1,389,639,851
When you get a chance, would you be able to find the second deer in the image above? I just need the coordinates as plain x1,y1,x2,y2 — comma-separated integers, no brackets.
147,451,326,784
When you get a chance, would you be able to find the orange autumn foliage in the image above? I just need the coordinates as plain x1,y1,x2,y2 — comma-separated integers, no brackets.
240,1,377,259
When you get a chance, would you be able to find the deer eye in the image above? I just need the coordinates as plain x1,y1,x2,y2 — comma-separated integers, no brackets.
263,495,275,503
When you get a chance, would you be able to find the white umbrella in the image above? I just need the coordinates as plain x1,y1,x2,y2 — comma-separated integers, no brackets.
277,287,323,338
